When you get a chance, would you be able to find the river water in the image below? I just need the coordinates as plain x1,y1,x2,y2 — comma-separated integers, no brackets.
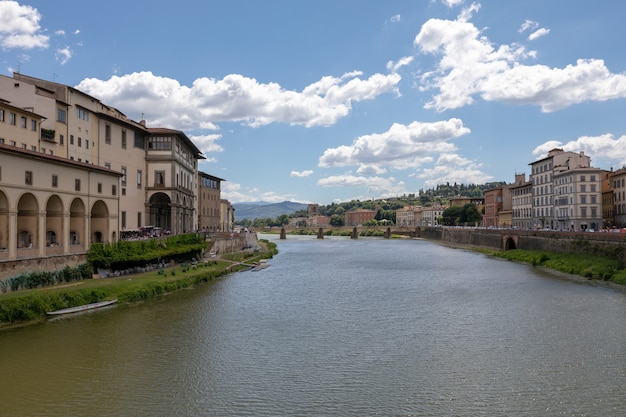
1,235,626,416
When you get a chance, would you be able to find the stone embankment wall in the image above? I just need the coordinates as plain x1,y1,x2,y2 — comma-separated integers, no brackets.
417,227,626,261
206,232,258,257
0,254,87,280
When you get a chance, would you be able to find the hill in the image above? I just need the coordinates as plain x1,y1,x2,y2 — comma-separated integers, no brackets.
233,201,308,220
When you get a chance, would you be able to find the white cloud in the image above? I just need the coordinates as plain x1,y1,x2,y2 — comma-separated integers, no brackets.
73,29,80,35
55,47,72,65
390,14,401,23
519,20,538,33
386,56,414,73
414,14,626,112
76,70,401,131
0,1,49,49
528,27,550,41
442,0,465,7
55,30,65,36
533,134,626,167
416,153,493,187
317,174,406,196
190,133,223,155
318,118,470,172
291,170,314,178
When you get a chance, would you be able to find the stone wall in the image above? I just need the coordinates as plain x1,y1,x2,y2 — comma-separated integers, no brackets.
418,227,626,261
0,254,88,280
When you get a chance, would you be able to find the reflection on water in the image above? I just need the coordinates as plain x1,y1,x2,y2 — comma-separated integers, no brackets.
1,236,626,416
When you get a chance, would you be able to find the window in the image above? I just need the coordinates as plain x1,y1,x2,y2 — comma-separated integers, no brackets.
122,188,126,196
0,109,4,121
104,162,111,169
57,108,67,123
25,171,33,185
59,134,64,145
31,145,36,151
76,106,89,121
591,195,597,204
112,184,117,196
590,184,596,192
137,170,142,188
134,132,144,148
52,175,58,187
155,171,165,186
10,113,16,125
20,116,27,128
70,135,74,145
591,207,597,217
148,136,172,150
121,130,127,148
581,207,587,218
121,166,127,186
581,195,587,204
137,212,142,227
86,139,89,149
121,211,126,229
105,124,111,144
97,183,102,193
75,179,81,191
31,119,36,131
580,185,586,193
78,137,82,147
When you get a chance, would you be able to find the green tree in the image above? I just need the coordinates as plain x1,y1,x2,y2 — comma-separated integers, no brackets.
330,214,344,226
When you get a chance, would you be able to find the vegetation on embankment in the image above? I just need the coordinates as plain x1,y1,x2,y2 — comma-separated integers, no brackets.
484,248,626,285
0,239,277,328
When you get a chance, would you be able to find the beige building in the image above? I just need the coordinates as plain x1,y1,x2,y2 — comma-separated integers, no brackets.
198,172,224,232
610,168,626,227
0,147,120,264
420,206,444,227
220,199,234,232
396,206,419,227
511,173,532,229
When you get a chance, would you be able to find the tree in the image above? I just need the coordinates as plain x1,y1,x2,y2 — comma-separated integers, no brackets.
330,214,344,227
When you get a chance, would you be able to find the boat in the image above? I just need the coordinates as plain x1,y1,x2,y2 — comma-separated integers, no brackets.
46,299,118,316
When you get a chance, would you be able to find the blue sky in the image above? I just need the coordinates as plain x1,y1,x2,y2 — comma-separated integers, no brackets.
3,0,626,205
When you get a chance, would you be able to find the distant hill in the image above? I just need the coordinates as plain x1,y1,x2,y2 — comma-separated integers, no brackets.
233,201,308,220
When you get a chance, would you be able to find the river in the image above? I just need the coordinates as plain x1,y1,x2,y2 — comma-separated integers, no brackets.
1,235,625,416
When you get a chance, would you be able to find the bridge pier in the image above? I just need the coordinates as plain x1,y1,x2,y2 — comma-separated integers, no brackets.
280,228,286,239
317,228,324,239
351,227,358,239
384,227,391,239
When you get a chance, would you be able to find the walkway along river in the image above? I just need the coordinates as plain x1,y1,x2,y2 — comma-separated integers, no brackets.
0,235,625,416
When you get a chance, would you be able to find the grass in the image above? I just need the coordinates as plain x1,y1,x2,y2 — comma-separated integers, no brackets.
0,240,278,328
487,249,623,282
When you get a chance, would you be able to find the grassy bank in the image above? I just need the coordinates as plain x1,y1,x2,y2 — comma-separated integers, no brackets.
0,240,278,329
483,248,626,285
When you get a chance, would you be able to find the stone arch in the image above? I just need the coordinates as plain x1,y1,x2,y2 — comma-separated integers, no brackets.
46,195,64,247
70,198,86,246
91,200,109,243
148,192,171,231
17,193,38,249
0,190,8,249
504,236,517,251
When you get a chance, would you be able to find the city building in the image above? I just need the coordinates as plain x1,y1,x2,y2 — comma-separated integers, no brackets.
345,209,375,226
420,206,444,227
510,173,532,229
396,206,419,227
198,172,224,232
530,148,591,229
610,168,626,227
483,187,503,228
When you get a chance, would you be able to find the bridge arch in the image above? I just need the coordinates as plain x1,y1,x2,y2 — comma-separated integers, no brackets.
503,235,518,251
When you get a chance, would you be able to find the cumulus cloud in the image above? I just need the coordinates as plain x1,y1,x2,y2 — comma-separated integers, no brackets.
390,14,401,23
416,153,493,187
442,0,465,7
533,134,626,167
386,56,414,73
55,47,72,65
528,27,550,41
291,170,314,178
317,174,406,196
189,133,223,155
414,13,626,112
0,1,49,49
76,70,401,131
318,118,470,172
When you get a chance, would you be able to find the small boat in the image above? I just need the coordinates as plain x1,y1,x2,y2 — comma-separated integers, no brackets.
46,299,118,316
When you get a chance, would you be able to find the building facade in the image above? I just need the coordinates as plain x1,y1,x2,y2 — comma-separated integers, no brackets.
345,209,375,226
198,172,224,232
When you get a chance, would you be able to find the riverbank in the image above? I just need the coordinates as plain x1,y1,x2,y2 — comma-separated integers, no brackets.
0,240,278,330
